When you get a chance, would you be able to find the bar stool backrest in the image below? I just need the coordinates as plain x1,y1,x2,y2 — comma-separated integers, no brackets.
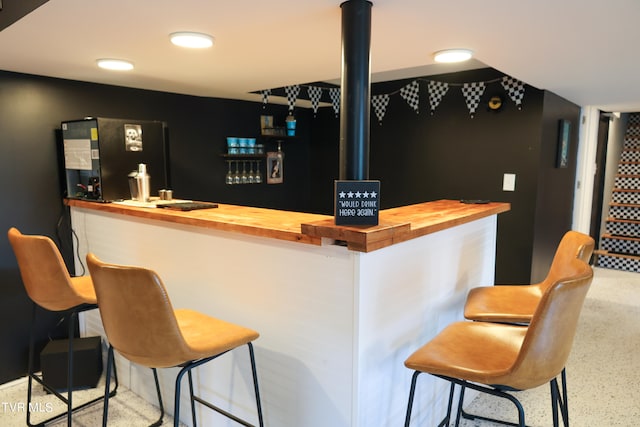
539,230,594,292
502,258,593,390
86,253,193,368
8,227,90,311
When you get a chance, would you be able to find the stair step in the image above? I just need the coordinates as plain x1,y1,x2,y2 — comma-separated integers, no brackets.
600,234,640,255
612,188,640,193
609,204,640,220
613,175,640,189
605,217,640,237
595,251,640,273
612,189,640,204
624,139,640,149
617,162,640,174
621,152,640,162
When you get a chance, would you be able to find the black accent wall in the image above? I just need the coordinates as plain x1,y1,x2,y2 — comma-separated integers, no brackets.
0,67,579,383
311,68,580,284
0,70,312,382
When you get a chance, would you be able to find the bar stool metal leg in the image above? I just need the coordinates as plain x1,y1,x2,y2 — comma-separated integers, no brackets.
173,344,264,427
248,343,265,427
150,368,165,427
188,369,197,427
454,385,465,427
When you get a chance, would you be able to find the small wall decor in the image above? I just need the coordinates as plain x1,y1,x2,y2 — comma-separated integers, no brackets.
124,124,143,152
487,94,503,112
556,119,571,168
266,151,283,184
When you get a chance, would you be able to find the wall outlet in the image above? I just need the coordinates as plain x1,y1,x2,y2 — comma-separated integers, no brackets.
503,173,516,191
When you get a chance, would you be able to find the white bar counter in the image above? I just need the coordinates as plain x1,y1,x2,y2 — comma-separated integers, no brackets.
67,198,509,427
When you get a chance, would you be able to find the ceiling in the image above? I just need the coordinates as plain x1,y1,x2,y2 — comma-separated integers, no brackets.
1,0,639,112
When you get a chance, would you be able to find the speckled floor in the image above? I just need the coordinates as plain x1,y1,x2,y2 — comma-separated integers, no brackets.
0,375,185,427
0,267,637,426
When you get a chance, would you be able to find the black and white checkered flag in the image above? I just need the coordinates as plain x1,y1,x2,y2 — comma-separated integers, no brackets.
285,85,300,113
501,76,525,110
371,94,390,125
261,89,271,108
329,88,340,117
428,80,449,114
461,82,486,118
307,86,323,116
400,80,420,113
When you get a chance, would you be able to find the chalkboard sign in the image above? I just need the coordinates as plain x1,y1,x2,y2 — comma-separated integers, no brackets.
334,180,380,226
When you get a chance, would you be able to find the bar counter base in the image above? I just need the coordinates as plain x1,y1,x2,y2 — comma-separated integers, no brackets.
69,200,507,427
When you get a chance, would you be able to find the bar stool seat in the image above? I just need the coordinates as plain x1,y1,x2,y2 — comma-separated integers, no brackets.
7,227,117,427
86,253,264,427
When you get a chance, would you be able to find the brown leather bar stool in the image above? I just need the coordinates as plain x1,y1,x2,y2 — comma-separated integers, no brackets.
7,227,117,427
86,253,264,427
461,230,594,425
404,258,593,427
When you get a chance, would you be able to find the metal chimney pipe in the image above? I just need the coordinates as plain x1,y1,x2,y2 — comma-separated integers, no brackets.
339,0,372,180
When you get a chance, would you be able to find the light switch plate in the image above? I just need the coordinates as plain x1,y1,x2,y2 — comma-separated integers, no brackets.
503,173,516,191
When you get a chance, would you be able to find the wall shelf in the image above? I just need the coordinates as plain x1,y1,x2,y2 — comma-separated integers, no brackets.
220,153,266,159
261,132,296,142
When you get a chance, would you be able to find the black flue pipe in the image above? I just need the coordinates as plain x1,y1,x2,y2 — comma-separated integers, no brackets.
339,0,372,180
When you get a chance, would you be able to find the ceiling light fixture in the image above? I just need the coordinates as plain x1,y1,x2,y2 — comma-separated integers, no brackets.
433,49,473,63
96,58,134,71
170,32,214,48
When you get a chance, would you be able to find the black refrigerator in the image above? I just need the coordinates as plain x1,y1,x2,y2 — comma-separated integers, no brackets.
61,117,169,202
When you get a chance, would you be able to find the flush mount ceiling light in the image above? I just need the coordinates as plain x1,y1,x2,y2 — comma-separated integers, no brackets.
170,32,214,48
433,49,473,63
96,58,134,71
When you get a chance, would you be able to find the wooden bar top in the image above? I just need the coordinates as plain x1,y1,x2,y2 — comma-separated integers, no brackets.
301,199,510,251
66,199,509,252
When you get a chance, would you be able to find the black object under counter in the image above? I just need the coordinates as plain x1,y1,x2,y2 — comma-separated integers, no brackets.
40,336,103,392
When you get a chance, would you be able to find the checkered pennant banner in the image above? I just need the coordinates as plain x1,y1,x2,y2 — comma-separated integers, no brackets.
371,94,390,125
329,87,341,117
261,89,271,108
307,86,323,116
461,82,486,117
284,85,300,113
400,80,420,113
501,76,525,109
428,80,449,114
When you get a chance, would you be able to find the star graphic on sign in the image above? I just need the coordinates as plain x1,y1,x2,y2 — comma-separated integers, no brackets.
363,191,369,197
370,191,377,198
347,191,354,198
339,191,346,198
355,191,362,198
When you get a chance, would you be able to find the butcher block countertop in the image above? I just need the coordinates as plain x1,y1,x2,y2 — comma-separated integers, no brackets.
66,199,510,252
